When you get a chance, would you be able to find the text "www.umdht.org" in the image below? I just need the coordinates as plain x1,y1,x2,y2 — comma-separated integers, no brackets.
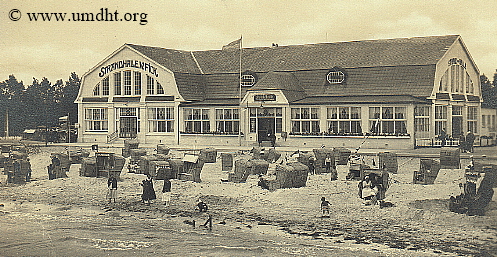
9,8,148,25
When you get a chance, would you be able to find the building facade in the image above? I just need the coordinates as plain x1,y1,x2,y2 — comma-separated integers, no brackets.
76,35,495,149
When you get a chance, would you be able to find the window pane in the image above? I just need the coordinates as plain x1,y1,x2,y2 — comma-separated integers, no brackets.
157,82,164,94
250,118,256,133
311,108,319,119
225,109,232,119
202,109,209,120
202,121,210,132
114,72,121,95
147,75,154,95
351,121,362,133
301,108,309,119
134,72,141,95
123,71,132,95
339,121,349,133
370,107,380,119
350,107,360,119
302,121,310,132
292,121,300,133
233,109,239,119
382,121,394,134
93,83,100,96
311,121,320,132
291,108,300,119
382,107,393,119
395,121,407,134
435,106,447,119
328,121,338,133
327,107,337,119
370,120,380,134
395,107,406,119
339,107,349,119
102,77,110,96
216,109,223,119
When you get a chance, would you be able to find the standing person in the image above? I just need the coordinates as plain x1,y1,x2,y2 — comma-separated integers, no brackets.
308,156,316,175
320,197,331,216
325,156,337,180
269,133,276,147
466,131,475,153
439,129,447,147
458,133,466,152
47,164,53,180
107,176,118,203
162,178,172,206
140,176,157,204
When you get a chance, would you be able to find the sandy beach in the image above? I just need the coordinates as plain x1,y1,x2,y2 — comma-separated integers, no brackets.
1,144,496,256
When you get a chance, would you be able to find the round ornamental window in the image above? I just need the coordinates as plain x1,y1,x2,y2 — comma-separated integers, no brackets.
326,71,345,84
241,74,256,86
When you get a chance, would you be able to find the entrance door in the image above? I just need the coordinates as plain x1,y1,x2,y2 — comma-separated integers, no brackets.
118,107,138,138
257,118,275,143
452,116,463,137
120,117,137,138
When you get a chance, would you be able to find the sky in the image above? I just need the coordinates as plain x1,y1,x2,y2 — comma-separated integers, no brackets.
2,0,497,84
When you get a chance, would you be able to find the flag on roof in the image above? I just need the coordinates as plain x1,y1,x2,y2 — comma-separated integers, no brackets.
222,37,242,50
59,116,68,121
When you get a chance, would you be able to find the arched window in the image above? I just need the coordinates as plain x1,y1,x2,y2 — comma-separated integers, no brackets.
93,83,100,96
102,77,109,96
157,81,164,94
438,58,474,94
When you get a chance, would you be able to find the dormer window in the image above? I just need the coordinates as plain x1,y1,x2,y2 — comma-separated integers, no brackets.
241,74,256,86
327,71,345,84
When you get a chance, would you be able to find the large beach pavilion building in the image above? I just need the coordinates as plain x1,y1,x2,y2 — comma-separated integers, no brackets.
76,35,496,149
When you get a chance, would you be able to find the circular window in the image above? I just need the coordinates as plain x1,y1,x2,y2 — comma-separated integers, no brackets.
241,74,256,86
327,71,345,84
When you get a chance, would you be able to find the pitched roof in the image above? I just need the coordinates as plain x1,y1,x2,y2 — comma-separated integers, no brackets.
126,44,200,73
192,35,458,73
127,35,459,101
128,35,459,74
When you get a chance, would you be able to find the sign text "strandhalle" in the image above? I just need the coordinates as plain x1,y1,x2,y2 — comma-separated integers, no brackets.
99,60,159,77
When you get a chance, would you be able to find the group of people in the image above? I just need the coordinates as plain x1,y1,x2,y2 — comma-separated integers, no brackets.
105,176,172,206
459,131,476,153
358,173,389,206
439,129,475,152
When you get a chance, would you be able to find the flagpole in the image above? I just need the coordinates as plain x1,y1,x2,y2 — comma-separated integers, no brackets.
238,35,243,146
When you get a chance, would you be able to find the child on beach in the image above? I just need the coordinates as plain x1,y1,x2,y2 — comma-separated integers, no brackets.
320,197,330,216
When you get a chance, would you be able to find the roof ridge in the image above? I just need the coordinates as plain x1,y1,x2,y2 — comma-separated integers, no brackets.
191,34,460,53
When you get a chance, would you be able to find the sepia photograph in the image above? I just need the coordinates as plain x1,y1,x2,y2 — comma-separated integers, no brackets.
1,1,497,256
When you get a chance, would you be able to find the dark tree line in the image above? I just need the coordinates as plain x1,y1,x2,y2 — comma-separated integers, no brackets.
0,73,80,136
481,73,497,109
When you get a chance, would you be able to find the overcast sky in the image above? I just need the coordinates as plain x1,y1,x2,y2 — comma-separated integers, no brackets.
2,0,497,84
